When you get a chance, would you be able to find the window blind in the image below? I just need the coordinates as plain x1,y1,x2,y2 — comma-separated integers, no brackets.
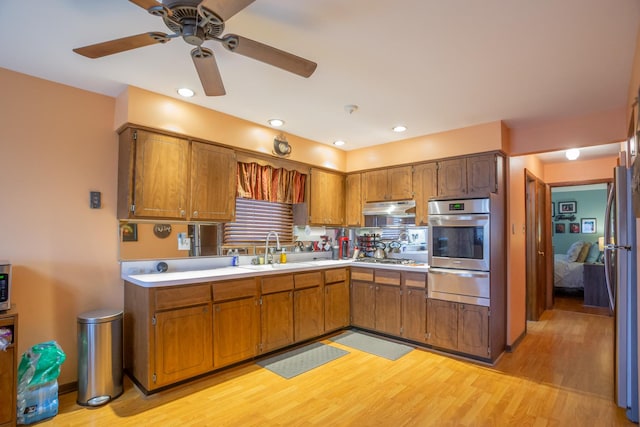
223,198,293,245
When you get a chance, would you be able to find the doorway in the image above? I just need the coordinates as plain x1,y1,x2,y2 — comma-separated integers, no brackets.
525,170,551,321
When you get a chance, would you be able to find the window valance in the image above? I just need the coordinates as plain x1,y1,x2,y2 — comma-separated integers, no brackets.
237,162,306,203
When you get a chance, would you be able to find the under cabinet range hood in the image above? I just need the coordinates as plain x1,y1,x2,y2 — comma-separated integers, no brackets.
363,200,416,227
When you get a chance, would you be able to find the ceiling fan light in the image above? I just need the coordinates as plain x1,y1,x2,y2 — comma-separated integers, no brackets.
392,125,407,133
566,148,580,160
177,87,194,97
333,140,345,146
268,119,284,127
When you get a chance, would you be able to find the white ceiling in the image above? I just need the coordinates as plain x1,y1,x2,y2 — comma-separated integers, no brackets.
0,1,638,153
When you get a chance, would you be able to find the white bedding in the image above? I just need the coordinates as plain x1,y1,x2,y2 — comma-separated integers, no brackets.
554,254,584,289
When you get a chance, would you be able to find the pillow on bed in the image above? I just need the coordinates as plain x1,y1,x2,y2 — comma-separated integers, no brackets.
576,242,591,263
585,242,601,263
566,240,586,262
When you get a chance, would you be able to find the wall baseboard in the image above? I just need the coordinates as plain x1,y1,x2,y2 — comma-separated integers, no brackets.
506,330,526,352
58,381,78,395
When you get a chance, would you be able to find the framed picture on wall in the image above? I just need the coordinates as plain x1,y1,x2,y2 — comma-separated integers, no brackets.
558,201,577,214
569,223,580,233
581,218,597,234
555,223,565,234
121,223,138,242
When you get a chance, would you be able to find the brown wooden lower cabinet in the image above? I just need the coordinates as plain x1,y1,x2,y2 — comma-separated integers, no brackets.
0,309,17,427
402,287,427,343
350,268,402,336
294,287,324,342
426,298,490,359
351,280,376,329
261,291,294,353
154,304,213,387
324,268,350,331
213,297,259,368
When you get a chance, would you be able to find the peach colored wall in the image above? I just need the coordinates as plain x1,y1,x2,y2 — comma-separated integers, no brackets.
509,107,627,156
345,121,507,171
507,154,545,345
118,86,346,171
544,156,618,184
0,68,120,385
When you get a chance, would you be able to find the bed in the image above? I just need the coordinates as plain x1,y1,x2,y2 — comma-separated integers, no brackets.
554,254,586,289
553,240,602,290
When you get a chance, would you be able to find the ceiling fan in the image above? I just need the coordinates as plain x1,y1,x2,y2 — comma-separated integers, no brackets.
73,0,317,96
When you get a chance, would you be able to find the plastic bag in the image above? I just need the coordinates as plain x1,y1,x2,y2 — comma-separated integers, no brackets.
0,327,12,351
16,341,65,425
17,341,66,390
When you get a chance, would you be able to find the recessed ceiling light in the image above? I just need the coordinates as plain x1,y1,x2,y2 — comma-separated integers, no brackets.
393,125,407,133
566,148,580,160
268,119,284,127
333,140,345,146
177,88,194,97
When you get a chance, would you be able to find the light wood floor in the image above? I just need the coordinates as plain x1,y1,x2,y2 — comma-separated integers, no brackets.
41,308,633,426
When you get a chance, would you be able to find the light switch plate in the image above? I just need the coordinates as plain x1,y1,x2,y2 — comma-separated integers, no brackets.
90,191,101,209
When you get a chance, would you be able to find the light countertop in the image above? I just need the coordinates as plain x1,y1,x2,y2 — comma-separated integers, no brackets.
123,259,428,288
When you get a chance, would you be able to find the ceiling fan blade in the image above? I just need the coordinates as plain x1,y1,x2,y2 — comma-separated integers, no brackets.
73,32,170,59
198,0,255,22
222,34,317,78
191,47,226,96
129,0,173,17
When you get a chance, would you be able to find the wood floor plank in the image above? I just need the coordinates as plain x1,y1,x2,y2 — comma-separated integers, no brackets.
39,307,634,426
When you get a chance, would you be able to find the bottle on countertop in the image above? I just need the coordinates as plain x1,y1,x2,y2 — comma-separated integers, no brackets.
280,248,287,264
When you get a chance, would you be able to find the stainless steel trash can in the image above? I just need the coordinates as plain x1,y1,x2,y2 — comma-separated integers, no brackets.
77,309,123,406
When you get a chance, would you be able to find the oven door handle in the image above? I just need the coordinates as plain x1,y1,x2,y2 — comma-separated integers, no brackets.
428,269,489,278
427,214,490,227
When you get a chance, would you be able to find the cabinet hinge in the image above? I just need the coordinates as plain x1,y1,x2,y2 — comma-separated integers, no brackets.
426,332,431,340
487,347,491,355
259,298,263,305
133,130,137,141
400,327,403,334
151,316,156,326
152,373,157,383
130,204,135,213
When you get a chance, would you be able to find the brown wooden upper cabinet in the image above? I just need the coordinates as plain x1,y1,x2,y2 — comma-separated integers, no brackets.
345,173,363,226
437,153,497,198
118,128,236,221
412,162,438,225
362,165,412,202
308,168,345,225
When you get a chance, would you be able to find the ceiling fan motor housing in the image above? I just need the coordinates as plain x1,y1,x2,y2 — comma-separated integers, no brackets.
161,1,224,41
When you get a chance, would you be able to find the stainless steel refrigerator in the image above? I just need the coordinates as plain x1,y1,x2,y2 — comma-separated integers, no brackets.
604,164,638,422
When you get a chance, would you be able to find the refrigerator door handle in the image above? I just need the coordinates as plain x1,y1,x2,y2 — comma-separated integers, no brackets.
604,183,615,311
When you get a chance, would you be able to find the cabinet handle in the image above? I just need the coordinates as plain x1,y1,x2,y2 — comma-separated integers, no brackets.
180,209,186,217
203,306,208,313
193,210,199,217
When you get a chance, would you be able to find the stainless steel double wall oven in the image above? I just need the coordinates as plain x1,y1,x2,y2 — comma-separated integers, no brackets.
427,198,491,306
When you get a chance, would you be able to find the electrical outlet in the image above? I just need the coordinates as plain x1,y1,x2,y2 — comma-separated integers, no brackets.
90,191,101,209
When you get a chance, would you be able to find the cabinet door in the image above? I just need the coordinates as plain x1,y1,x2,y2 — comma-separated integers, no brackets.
261,291,294,353
154,304,213,387
309,168,345,225
362,170,389,202
133,129,189,219
402,288,427,343
190,142,236,221
213,297,259,368
412,162,437,226
466,154,496,197
345,173,363,226
375,284,402,336
458,304,490,358
350,281,375,329
426,299,458,351
0,346,15,425
437,158,467,198
294,287,324,342
325,280,350,331
387,166,413,200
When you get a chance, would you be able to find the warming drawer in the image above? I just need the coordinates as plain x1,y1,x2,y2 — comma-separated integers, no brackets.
428,267,490,307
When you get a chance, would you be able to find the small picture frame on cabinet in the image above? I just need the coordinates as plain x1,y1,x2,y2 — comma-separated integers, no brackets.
121,223,138,242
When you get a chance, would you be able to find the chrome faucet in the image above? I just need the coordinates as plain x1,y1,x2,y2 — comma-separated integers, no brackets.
398,231,411,243
265,231,281,264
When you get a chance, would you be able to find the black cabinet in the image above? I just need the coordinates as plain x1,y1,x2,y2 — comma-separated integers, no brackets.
583,263,608,308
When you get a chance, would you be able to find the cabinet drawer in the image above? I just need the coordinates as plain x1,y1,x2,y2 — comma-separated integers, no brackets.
294,272,322,289
155,284,211,310
351,267,374,282
261,274,294,294
325,268,347,284
213,278,257,302
403,272,427,289
375,270,401,286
